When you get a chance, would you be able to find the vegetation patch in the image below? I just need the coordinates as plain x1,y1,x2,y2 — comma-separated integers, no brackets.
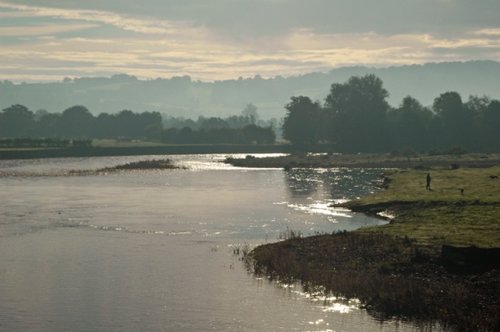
62,159,184,176
247,166,500,331
248,232,499,331
347,166,500,247
225,152,500,169
97,159,184,171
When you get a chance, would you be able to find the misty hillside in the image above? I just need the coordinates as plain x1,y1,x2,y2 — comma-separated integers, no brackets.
1,61,499,119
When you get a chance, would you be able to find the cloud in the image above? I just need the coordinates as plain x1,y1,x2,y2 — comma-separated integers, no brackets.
473,29,500,37
0,1,499,82
1,27,499,82
0,1,193,35
0,23,99,37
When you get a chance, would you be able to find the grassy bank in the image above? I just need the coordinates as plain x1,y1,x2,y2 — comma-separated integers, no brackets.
246,166,500,331
225,152,500,169
346,166,500,247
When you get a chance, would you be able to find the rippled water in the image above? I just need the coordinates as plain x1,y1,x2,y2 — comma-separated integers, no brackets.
0,154,432,331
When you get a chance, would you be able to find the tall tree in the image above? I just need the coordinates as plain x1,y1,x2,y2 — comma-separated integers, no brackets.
241,103,259,125
198,116,229,130
433,92,475,149
464,95,490,150
38,112,61,138
478,99,500,151
387,96,433,151
59,105,94,138
0,104,35,137
324,74,389,152
115,110,137,137
282,96,322,145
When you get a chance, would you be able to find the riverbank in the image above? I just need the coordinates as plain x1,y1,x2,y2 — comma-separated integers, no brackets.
346,166,500,247
224,152,500,169
246,166,500,331
250,232,499,331
0,144,290,160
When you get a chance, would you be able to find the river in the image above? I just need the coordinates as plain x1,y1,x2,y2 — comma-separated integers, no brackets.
0,154,431,331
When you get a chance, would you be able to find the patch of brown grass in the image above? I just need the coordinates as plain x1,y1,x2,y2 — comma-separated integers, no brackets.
248,232,500,332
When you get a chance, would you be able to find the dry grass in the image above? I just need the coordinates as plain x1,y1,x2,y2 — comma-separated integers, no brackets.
247,165,500,330
98,159,181,171
249,232,500,332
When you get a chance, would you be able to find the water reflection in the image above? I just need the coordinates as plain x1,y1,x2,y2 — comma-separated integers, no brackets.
282,168,386,227
284,168,321,198
0,155,421,331
285,168,381,201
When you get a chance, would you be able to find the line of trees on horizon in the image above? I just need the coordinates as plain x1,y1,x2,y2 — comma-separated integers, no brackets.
282,74,500,153
2,74,500,152
0,104,276,145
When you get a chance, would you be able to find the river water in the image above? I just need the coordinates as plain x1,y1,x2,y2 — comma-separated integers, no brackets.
0,154,430,331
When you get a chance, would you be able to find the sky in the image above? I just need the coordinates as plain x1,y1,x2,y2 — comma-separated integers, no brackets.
1,0,499,82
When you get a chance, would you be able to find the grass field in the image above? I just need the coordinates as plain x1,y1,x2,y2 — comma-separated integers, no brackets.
347,166,500,247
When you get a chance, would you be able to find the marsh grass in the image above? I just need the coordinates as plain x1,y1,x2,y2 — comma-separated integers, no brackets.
98,159,184,171
278,227,302,240
249,232,500,331
232,243,251,257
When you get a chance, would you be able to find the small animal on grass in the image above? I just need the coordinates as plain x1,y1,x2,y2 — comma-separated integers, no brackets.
459,188,464,195
489,175,499,180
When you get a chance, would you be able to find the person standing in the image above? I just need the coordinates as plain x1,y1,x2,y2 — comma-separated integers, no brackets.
426,173,431,190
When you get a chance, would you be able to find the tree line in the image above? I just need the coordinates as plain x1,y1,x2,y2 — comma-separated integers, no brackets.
3,75,499,151
0,137,91,148
282,75,500,152
0,104,276,145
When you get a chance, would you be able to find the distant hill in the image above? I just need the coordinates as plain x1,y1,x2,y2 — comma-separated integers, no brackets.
1,61,499,119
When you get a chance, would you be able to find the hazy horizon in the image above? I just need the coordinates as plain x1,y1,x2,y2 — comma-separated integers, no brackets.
2,61,500,119
1,60,498,85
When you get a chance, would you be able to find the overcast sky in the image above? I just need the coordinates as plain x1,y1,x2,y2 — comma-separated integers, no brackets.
1,0,499,82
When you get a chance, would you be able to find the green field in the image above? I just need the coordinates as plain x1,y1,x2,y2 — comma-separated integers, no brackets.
347,166,500,247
